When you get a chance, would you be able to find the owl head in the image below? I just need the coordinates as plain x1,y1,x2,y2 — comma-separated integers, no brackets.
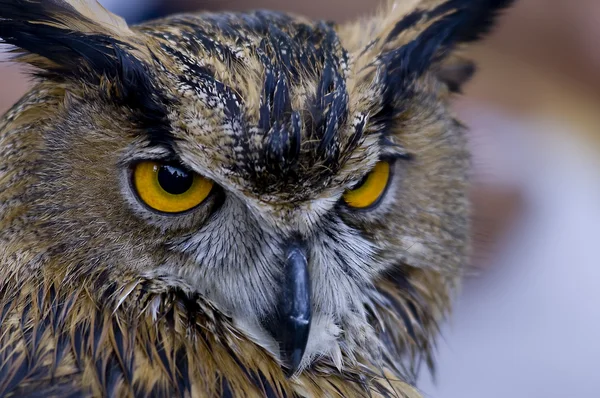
0,0,512,381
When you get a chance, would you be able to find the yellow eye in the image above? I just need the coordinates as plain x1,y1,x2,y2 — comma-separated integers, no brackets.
342,161,391,209
133,161,213,214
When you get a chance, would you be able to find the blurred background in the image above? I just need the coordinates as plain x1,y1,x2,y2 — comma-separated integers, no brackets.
1,1,599,397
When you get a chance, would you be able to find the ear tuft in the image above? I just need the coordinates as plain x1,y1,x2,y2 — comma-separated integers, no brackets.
0,0,168,129
449,0,515,44
344,0,514,95
382,0,515,80
56,0,133,37
0,0,143,83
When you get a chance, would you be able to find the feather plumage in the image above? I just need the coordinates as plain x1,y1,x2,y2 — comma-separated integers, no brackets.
0,0,514,396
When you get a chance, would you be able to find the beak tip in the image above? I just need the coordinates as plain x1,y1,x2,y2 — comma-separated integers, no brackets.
282,342,307,377
278,316,310,376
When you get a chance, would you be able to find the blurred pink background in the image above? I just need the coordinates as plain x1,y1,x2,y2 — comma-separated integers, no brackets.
2,1,599,397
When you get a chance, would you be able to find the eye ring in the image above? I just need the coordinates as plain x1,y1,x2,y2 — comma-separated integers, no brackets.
342,161,392,209
132,161,214,214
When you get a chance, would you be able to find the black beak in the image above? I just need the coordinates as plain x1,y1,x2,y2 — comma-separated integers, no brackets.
265,243,311,377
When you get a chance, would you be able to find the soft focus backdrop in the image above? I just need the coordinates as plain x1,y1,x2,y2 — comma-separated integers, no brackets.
1,1,599,397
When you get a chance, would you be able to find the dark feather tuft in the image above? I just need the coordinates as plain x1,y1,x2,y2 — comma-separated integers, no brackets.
0,0,173,150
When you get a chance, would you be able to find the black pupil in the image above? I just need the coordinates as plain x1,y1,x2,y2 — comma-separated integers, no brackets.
157,165,193,195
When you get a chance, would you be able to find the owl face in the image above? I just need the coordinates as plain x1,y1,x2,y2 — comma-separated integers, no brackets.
0,0,511,379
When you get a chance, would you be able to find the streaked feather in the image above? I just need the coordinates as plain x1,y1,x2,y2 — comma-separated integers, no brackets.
0,0,514,396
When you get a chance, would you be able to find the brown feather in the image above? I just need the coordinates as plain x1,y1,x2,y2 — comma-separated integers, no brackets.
0,0,514,396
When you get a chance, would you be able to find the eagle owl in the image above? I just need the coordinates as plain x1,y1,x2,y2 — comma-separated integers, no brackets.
0,0,512,396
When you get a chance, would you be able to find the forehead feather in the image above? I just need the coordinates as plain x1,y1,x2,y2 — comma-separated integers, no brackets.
141,12,372,199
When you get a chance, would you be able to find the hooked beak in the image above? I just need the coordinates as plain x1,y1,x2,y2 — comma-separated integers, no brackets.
265,243,311,377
